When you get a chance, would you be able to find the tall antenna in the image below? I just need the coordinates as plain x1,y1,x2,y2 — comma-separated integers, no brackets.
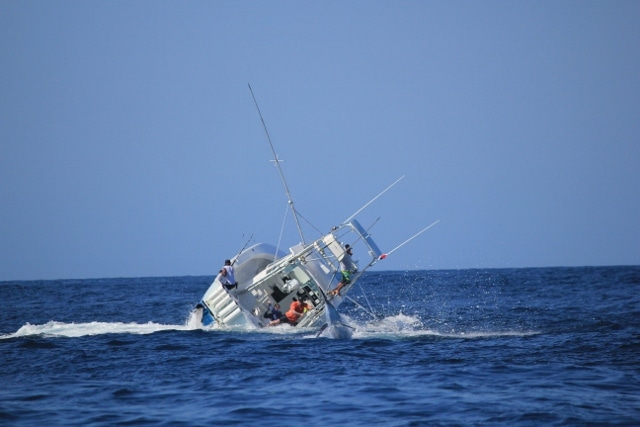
248,84,306,244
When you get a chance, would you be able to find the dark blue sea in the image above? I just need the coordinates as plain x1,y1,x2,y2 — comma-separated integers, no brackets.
1,267,639,426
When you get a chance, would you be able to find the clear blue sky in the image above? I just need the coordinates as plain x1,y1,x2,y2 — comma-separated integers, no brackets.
1,1,639,281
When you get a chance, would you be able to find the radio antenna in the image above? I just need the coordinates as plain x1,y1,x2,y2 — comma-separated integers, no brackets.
248,84,306,244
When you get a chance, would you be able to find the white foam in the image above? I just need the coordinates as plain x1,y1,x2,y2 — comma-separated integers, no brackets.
0,320,194,339
350,313,431,339
185,307,204,329
1,312,539,340
347,313,539,339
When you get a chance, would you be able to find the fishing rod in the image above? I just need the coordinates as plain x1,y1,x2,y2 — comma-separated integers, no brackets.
231,233,254,266
248,84,306,244
379,219,440,260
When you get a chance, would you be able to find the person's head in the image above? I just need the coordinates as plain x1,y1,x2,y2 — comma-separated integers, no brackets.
345,244,353,255
224,259,231,266
274,304,280,310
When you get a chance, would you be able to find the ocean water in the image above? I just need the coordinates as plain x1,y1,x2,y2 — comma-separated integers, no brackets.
1,267,639,426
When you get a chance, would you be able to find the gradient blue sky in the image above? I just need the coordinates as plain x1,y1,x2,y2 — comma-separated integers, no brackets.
2,1,639,281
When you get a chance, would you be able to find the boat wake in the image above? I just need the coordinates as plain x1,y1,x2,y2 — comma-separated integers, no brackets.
1,311,538,340
0,308,211,340
0,320,199,340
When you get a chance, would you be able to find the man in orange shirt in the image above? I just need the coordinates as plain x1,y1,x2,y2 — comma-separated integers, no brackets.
284,298,312,326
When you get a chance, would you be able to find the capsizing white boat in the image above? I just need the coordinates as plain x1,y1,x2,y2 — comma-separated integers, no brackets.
196,218,382,330
195,86,438,336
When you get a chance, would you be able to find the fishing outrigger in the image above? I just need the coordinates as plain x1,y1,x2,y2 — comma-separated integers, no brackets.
194,85,438,337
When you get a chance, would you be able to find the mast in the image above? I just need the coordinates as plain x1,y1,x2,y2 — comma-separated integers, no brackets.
248,84,306,244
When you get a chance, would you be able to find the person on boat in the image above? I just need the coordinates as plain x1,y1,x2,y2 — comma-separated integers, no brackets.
266,303,287,326
329,244,356,296
270,298,312,326
221,259,238,290
219,268,236,291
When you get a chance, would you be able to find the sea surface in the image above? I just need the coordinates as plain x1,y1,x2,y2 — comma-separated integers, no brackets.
1,267,639,426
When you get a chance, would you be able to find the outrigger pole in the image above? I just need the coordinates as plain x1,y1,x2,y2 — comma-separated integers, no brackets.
248,84,306,244
343,175,405,224
379,219,440,260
